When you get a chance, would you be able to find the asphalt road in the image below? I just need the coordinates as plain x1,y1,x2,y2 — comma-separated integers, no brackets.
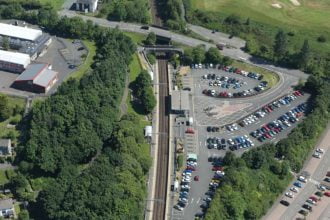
263,125,330,220
59,10,308,81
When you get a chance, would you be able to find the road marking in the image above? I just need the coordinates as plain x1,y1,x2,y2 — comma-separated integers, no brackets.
196,197,201,204
191,198,194,204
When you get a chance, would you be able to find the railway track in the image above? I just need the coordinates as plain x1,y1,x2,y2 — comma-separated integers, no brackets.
152,58,170,220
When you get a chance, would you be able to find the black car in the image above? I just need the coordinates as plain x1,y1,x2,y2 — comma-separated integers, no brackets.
183,87,191,91
207,126,212,132
141,25,149,30
324,177,330,182
302,204,312,211
299,209,308,216
280,200,290,206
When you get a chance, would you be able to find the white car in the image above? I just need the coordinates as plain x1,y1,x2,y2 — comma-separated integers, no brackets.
174,205,183,211
316,148,324,154
318,185,326,191
290,187,299,193
181,185,190,189
313,152,321,159
298,176,307,183
306,199,316,205
285,192,294,198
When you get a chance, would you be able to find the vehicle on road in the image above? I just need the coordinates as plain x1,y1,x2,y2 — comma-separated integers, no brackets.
280,200,290,206
285,192,294,198
194,176,199,181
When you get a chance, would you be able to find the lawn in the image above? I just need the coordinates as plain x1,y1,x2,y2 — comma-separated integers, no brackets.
0,95,25,139
124,32,146,45
232,60,280,87
189,0,330,54
67,40,96,80
0,169,15,185
38,0,65,10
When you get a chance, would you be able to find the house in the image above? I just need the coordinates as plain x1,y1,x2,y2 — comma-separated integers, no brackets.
0,139,11,156
0,199,14,218
76,0,98,12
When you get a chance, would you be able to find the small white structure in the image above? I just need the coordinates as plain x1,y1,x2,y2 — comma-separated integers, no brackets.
0,199,14,218
144,126,152,138
76,0,98,12
0,139,11,156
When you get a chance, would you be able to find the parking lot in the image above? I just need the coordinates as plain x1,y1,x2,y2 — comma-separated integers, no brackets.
170,65,310,219
0,37,84,97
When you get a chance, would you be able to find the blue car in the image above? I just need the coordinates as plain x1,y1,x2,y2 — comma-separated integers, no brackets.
294,181,302,188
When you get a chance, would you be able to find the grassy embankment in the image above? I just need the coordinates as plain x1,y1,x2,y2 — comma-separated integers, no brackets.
189,0,330,55
38,0,65,10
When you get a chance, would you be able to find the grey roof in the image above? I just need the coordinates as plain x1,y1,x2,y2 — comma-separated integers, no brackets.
0,199,13,210
15,63,58,88
171,90,190,111
34,68,57,87
16,63,47,81
0,139,10,147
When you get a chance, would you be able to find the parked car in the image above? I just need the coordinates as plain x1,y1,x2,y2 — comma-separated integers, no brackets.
298,176,307,183
299,209,308,216
302,204,312,211
316,148,324,153
306,199,316,205
285,192,294,198
280,200,290,206
290,187,299,193
313,152,321,158
324,192,330,197
294,182,303,188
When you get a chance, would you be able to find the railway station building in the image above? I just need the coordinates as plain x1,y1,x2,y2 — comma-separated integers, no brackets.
171,90,190,115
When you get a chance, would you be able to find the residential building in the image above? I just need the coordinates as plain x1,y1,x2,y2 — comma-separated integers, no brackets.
76,0,98,12
0,199,14,218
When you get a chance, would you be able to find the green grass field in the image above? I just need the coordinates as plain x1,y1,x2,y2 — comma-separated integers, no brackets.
189,0,330,54
38,0,65,10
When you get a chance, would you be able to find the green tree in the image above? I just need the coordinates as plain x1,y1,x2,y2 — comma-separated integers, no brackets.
192,46,205,63
18,210,29,220
0,94,11,121
205,47,222,64
273,30,288,59
298,39,311,69
223,151,236,166
2,37,10,51
146,53,156,65
141,87,156,113
144,32,156,45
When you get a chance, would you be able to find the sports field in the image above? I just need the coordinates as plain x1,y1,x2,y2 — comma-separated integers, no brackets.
190,0,330,31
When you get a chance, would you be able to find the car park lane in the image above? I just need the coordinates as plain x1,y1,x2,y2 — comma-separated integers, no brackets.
263,126,330,220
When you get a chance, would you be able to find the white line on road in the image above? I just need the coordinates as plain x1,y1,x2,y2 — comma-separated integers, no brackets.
191,198,194,204
196,197,201,204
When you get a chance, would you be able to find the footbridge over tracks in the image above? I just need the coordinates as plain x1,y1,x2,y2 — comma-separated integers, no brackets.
143,45,184,54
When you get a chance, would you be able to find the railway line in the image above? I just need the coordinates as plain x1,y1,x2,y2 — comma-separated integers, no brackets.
152,58,170,220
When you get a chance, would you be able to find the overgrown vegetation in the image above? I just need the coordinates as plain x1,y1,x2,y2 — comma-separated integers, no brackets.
0,3,152,219
98,0,150,23
205,75,330,219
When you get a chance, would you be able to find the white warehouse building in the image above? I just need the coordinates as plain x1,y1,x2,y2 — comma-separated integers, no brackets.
0,23,42,42
0,50,30,73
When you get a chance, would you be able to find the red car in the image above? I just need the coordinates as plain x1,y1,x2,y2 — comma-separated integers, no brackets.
212,166,224,171
309,196,318,202
326,171,330,177
186,166,196,171
194,176,199,181
324,192,330,197
186,128,195,134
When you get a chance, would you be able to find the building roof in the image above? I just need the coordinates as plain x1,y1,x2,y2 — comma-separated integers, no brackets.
0,199,13,210
0,23,42,41
15,63,58,88
171,90,190,111
34,68,57,87
0,139,11,147
144,126,152,137
0,50,30,67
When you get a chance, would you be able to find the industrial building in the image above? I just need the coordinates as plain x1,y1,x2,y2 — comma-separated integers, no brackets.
0,22,52,60
0,50,30,73
171,90,190,115
13,63,58,93
76,0,98,12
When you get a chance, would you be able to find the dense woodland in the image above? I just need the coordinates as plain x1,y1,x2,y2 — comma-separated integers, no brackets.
0,2,151,219
205,75,330,219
